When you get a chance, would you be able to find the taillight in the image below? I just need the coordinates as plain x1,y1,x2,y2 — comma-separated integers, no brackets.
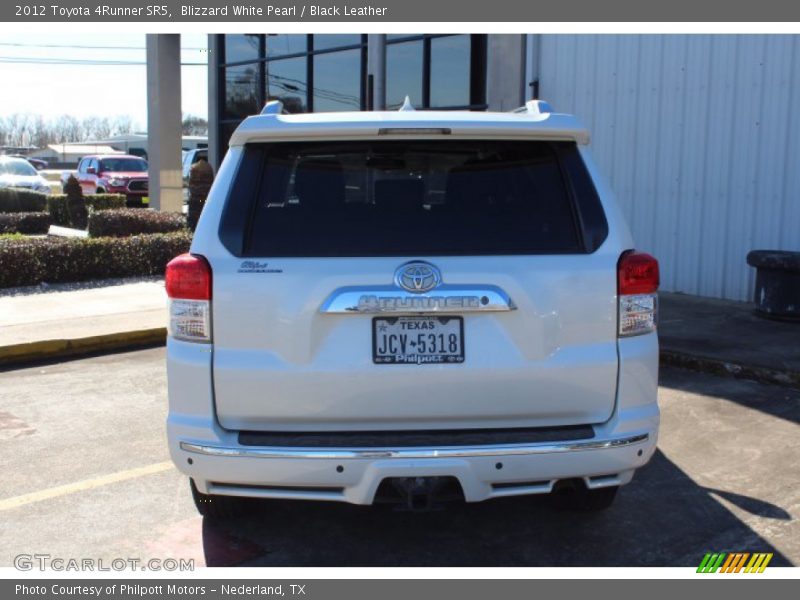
166,253,212,343
618,250,659,337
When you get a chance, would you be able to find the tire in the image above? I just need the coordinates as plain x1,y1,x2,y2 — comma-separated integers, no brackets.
190,479,251,519
551,485,618,512
96,188,105,194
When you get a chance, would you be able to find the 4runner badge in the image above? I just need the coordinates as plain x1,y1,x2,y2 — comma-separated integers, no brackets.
237,261,283,274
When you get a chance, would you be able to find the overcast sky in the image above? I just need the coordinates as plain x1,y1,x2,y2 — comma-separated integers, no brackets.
0,33,208,129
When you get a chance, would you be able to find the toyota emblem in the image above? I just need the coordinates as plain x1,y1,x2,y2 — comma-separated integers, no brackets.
394,261,442,294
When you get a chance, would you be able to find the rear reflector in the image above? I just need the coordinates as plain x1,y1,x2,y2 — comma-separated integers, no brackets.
618,251,659,337
166,254,212,343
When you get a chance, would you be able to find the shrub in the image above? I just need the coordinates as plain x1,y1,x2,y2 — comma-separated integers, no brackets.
63,175,88,229
0,231,192,288
0,212,52,234
87,194,126,211
0,188,48,213
47,194,126,226
88,209,186,238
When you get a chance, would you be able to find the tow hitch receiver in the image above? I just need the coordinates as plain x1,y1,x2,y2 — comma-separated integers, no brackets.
388,476,460,511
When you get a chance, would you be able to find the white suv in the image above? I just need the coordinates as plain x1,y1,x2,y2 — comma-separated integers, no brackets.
166,100,660,517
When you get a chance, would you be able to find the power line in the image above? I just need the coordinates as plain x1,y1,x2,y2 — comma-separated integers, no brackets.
0,56,206,66
0,42,206,51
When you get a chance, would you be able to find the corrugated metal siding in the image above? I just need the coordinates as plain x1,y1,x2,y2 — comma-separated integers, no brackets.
539,35,800,301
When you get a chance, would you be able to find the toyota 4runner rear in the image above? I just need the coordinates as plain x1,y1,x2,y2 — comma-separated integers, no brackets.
166,99,660,517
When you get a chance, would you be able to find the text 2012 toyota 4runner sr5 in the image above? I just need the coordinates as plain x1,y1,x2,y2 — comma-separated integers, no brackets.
166,99,660,517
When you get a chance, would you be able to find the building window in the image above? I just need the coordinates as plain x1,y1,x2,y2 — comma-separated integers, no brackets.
217,34,368,152
386,39,423,109
313,48,363,112
430,35,472,108
264,34,307,58
224,34,260,64
223,64,260,119
215,34,486,158
266,56,307,113
386,34,486,110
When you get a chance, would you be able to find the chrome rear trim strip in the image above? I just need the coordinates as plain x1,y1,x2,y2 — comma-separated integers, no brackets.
320,284,516,314
180,433,649,460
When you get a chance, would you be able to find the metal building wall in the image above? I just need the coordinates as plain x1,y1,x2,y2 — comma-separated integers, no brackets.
539,35,800,301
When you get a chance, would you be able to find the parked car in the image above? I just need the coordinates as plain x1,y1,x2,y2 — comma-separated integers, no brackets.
0,156,52,193
182,148,208,202
61,154,149,207
7,155,48,170
166,100,660,518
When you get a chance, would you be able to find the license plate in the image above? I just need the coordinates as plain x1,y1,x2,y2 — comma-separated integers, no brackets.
372,316,464,365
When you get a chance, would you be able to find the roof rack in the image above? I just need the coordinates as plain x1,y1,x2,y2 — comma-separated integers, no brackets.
512,99,553,117
261,100,285,115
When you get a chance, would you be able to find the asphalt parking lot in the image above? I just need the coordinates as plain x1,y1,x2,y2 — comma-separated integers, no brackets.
1,347,798,567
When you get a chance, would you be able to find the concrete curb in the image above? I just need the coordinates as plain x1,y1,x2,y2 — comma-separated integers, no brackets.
0,328,167,368
660,349,800,390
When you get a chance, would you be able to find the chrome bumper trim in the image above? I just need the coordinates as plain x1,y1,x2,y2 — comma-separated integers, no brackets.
180,433,649,460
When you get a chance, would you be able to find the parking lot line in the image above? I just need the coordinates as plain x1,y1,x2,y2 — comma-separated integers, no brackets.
0,461,174,512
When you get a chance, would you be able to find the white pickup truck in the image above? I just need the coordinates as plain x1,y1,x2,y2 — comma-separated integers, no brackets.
165,100,660,517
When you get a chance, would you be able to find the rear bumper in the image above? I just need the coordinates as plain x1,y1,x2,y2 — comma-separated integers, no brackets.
166,334,660,505
169,420,657,504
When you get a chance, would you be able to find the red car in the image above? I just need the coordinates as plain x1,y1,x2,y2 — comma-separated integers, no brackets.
63,154,149,207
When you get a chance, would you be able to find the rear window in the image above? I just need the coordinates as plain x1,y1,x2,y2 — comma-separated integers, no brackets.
220,140,607,257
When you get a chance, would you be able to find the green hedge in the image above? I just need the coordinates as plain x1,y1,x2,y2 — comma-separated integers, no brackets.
0,232,192,288
88,208,186,238
0,188,48,213
0,212,52,234
47,194,126,226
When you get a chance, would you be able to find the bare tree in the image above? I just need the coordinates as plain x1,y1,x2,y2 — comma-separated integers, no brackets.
111,115,135,136
182,114,208,136
0,113,142,148
54,115,82,143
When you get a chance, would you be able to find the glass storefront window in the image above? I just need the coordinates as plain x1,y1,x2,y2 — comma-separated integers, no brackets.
265,35,307,57
266,57,307,113
217,33,485,163
220,122,239,151
313,35,362,51
386,40,423,109
224,35,260,64
430,35,471,107
313,49,362,112
224,64,260,119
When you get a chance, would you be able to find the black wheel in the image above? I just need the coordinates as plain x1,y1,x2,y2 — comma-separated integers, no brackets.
551,485,618,511
96,188,105,194
190,479,251,519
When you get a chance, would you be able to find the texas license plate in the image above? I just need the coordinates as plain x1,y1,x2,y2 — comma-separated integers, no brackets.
372,316,464,365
